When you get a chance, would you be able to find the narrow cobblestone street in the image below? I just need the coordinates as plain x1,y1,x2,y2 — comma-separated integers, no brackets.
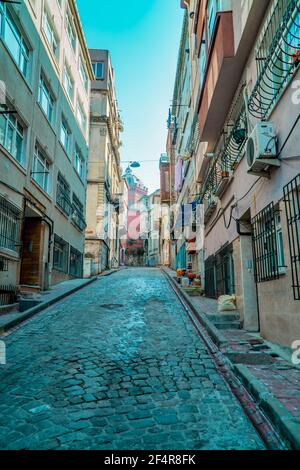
0,268,266,450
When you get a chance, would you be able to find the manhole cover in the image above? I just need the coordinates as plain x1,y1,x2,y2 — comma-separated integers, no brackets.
100,304,123,310
225,352,277,365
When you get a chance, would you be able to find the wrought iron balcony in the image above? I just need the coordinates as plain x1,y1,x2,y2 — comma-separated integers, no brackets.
71,207,86,232
248,0,300,119
56,184,72,216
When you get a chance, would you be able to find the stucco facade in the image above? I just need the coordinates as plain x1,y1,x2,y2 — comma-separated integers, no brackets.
169,0,300,347
0,0,93,303
84,49,123,276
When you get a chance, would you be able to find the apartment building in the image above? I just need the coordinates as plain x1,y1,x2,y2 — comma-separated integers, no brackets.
172,0,300,347
170,8,202,276
0,0,93,305
84,49,123,276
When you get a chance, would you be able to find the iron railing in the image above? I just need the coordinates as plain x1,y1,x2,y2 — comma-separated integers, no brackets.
71,208,86,232
0,285,18,307
248,0,300,119
0,196,22,253
251,202,280,283
53,235,69,273
283,173,300,299
200,86,248,203
56,178,72,216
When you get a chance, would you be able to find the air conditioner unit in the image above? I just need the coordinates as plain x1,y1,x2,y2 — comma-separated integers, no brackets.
246,121,280,176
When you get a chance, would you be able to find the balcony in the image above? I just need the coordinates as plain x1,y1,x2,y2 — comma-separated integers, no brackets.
198,2,269,150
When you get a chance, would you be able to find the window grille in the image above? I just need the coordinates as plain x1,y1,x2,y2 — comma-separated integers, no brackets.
0,196,22,253
69,246,83,278
0,285,18,307
53,235,69,273
248,0,300,119
251,203,280,283
71,194,86,231
283,173,300,299
56,174,72,216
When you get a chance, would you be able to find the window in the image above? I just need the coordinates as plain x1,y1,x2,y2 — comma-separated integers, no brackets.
43,10,59,59
72,194,85,231
53,235,69,273
252,203,283,283
32,144,51,193
66,11,76,51
92,61,104,79
0,196,21,253
74,147,85,180
76,101,86,133
38,75,54,122
56,173,72,215
69,246,83,277
60,117,71,153
0,4,30,77
199,28,207,88
283,173,300,300
0,111,25,165
63,64,74,102
79,56,88,91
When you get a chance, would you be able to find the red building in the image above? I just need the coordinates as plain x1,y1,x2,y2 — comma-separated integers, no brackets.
121,167,148,266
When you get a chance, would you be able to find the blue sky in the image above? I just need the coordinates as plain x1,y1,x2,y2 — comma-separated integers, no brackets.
77,0,183,193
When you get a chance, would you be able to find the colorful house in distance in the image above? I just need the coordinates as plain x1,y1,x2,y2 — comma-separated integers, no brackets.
122,167,148,266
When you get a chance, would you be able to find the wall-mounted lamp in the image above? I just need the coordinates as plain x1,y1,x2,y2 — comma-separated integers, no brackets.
189,11,195,19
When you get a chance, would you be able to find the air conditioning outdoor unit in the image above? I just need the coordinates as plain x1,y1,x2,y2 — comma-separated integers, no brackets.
246,121,280,176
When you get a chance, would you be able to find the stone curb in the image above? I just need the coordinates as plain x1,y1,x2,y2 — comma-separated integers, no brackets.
162,267,300,450
0,272,114,335
234,364,300,450
161,268,228,348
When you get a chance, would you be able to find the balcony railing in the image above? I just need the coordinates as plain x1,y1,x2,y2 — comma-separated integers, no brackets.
72,207,86,232
199,86,248,209
56,184,72,216
248,0,300,119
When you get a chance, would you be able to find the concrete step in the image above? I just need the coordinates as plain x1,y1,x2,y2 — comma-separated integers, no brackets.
207,313,240,323
214,320,241,330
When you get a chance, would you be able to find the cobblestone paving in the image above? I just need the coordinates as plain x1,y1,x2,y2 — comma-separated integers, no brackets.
0,269,265,450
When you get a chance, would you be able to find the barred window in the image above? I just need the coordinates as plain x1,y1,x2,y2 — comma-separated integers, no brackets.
251,203,285,283
69,246,83,278
56,173,72,216
248,0,300,119
53,235,69,273
0,196,21,254
71,194,86,231
283,173,300,299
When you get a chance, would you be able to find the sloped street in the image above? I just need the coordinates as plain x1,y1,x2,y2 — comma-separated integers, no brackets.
0,269,266,450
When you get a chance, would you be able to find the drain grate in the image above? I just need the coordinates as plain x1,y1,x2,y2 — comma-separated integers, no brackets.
225,352,277,365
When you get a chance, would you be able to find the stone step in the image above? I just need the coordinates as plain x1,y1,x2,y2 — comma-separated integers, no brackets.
207,313,240,323
213,321,242,331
